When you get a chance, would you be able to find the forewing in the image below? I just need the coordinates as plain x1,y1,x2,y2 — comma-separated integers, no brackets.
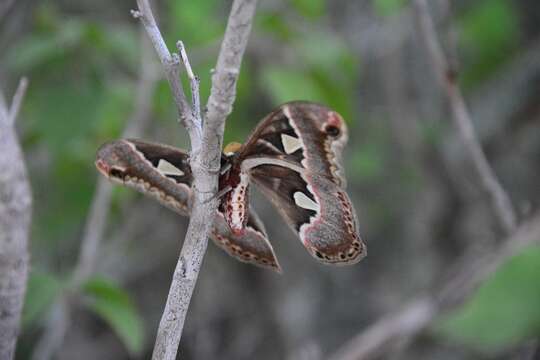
95,139,280,271
239,101,349,187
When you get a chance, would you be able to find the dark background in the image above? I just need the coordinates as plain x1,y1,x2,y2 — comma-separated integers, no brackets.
1,0,539,359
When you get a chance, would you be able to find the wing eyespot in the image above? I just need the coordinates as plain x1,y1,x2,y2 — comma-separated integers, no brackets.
324,124,340,137
109,167,125,179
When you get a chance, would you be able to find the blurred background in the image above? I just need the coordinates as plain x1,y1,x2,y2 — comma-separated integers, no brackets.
1,0,539,359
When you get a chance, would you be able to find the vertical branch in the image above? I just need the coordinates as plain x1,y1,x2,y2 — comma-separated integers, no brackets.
0,78,31,360
413,0,517,234
133,1,258,359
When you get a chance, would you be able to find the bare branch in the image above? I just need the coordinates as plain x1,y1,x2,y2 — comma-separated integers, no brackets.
0,79,31,360
330,213,540,360
7,77,28,126
177,41,202,129
150,1,257,359
134,0,202,150
413,0,517,234
31,300,70,360
202,0,258,169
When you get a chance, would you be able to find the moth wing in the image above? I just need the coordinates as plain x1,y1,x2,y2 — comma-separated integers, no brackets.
250,165,365,264
236,102,365,264
239,101,349,187
96,139,280,271
213,208,281,272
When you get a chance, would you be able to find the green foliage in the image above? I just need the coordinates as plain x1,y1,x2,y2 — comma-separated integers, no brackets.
167,0,223,45
259,30,358,122
22,271,64,327
262,67,326,105
290,0,326,19
458,0,519,88
258,12,293,40
438,245,540,349
373,0,406,17
83,277,145,355
349,143,385,181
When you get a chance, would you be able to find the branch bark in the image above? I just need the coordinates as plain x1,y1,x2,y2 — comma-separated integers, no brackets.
0,78,31,360
413,0,517,235
132,1,258,359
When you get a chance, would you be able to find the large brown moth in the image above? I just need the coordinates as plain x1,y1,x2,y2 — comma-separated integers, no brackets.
95,101,366,272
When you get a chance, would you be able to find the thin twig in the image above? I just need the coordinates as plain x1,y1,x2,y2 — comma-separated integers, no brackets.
7,77,28,125
134,0,201,151
145,1,258,359
413,0,517,234
177,41,202,131
0,79,31,360
330,213,540,360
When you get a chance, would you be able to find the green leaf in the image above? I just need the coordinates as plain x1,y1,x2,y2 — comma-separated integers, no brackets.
349,143,384,181
6,20,86,73
438,245,540,349
373,0,406,17
22,271,64,328
459,0,519,88
261,67,325,105
257,12,293,40
82,277,145,354
290,0,325,19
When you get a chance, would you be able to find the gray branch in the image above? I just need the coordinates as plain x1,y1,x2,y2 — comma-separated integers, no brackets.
134,0,202,151
413,0,517,234
330,212,540,360
0,78,31,360
136,0,258,359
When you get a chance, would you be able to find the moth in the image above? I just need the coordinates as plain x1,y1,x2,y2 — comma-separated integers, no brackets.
95,101,366,272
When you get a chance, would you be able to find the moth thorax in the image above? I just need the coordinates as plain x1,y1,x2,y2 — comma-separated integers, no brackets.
223,171,250,235
223,141,243,156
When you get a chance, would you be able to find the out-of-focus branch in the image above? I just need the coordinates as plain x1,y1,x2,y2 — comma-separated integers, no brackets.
413,0,517,235
330,212,540,360
73,35,159,285
0,78,31,360
135,1,258,359
6,78,28,126
30,34,159,360
330,2,527,359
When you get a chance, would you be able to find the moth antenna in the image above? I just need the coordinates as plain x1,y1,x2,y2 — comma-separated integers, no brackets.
220,162,232,175
212,185,233,202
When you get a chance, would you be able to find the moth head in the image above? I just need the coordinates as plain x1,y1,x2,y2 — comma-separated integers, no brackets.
223,141,243,157
95,141,131,183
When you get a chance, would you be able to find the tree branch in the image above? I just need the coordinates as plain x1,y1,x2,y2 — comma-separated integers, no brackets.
413,0,517,235
140,1,258,359
330,212,540,360
0,79,31,360
133,0,202,151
